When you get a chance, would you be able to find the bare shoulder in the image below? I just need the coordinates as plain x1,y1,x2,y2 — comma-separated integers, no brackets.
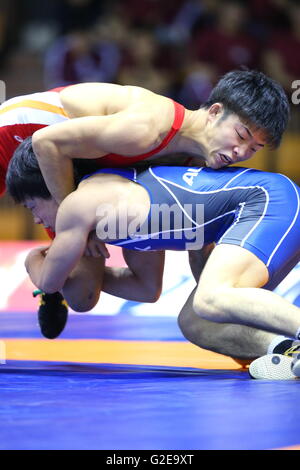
78,172,137,205
59,82,171,118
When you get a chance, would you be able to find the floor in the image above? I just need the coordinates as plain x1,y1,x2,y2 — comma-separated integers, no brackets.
1,311,300,450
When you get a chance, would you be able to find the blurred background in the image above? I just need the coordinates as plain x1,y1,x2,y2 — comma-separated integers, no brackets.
1,0,300,240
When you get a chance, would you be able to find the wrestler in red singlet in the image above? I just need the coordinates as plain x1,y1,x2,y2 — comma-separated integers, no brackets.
0,86,185,195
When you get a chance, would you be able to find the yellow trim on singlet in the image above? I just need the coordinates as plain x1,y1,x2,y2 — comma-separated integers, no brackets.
0,100,68,117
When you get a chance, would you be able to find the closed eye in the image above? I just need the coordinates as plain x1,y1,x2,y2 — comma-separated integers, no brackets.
236,130,258,153
236,130,245,140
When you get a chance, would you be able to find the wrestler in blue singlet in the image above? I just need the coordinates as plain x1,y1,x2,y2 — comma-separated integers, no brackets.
83,166,300,291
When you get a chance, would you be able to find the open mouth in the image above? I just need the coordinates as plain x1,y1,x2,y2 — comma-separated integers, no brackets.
218,153,232,165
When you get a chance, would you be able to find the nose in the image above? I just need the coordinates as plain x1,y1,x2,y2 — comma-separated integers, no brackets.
232,146,245,162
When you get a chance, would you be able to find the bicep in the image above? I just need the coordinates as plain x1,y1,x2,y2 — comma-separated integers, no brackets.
32,111,157,159
32,117,109,159
40,195,94,289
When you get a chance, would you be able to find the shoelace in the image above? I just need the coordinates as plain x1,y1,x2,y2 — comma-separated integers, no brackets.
284,344,300,357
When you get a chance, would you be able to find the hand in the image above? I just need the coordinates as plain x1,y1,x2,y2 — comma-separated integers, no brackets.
84,231,110,259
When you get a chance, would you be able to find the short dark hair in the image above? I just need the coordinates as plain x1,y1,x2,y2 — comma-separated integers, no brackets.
201,69,290,148
6,136,99,203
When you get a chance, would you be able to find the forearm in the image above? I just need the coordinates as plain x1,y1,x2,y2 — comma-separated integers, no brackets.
26,252,65,294
26,222,89,294
28,254,156,301
102,266,160,302
32,112,157,204
32,135,75,204
27,252,93,296
32,264,68,294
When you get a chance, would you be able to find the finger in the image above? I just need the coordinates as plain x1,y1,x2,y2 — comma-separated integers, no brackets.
98,244,110,259
91,246,102,258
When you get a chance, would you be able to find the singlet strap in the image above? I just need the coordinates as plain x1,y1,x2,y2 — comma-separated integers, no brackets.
99,100,185,166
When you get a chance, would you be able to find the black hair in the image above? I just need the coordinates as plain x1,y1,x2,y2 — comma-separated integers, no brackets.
6,136,99,203
201,69,290,148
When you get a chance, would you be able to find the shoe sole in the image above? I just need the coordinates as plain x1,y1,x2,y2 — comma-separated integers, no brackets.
249,354,296,380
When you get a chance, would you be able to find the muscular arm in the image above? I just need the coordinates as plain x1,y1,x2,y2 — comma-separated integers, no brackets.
102,249,165,302
32,109,159,204
102,244,213,303
25,193,94,293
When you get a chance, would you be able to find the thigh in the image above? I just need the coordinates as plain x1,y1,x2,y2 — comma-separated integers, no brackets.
197,244,269,291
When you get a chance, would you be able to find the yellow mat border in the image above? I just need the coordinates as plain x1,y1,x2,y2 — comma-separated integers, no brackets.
2,339,244,369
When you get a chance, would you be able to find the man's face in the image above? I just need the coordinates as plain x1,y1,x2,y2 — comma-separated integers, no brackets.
204,105,266,169
23,197,59,232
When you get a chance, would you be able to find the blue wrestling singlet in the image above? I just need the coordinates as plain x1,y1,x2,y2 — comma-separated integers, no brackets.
83,166,300,290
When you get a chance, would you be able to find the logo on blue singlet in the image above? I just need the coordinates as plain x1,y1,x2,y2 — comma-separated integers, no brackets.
182,168,202,186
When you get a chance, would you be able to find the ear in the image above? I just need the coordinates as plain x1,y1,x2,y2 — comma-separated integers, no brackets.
207,103,224,124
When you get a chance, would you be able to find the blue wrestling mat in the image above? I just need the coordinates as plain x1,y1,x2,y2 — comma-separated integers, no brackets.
1,311,300,450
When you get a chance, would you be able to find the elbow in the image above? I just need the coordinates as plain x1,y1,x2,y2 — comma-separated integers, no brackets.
32,131,46,156
145,293,160,304
32,131,59,162
142,283,162,303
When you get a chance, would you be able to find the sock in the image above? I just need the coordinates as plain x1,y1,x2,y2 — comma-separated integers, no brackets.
267,335,294,355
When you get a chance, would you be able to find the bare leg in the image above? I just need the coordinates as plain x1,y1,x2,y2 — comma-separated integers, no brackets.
178,287,277,359
184,245,277,359
62,255,105,312
193,245,300,339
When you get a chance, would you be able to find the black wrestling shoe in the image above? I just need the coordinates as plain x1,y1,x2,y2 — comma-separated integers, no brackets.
33,290,68,339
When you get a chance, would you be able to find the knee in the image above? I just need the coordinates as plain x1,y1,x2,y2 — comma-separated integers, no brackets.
192,288,224,322
68,295,99,312
177,306,202,344
177,308,190,338
63,286,100,313
68,297,98,313
177,304,215,349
